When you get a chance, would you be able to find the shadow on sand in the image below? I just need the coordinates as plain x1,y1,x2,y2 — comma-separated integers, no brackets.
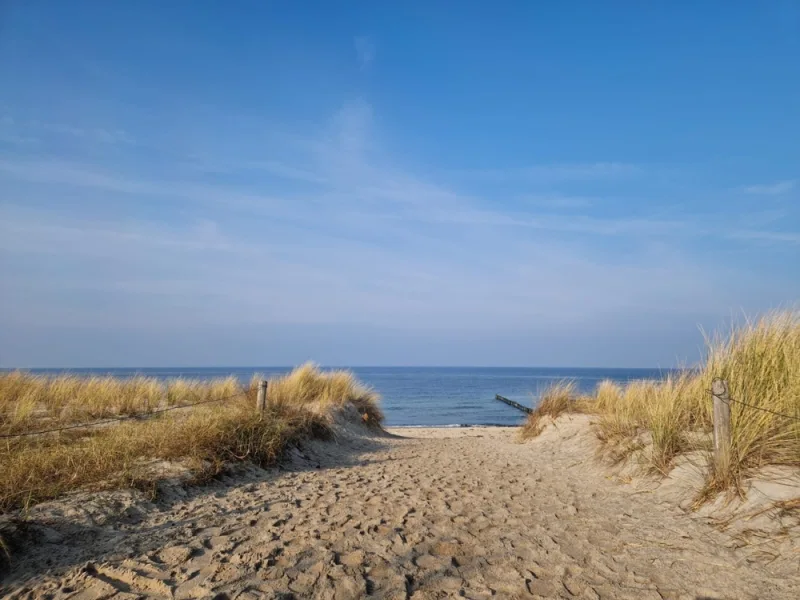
1,426,397,589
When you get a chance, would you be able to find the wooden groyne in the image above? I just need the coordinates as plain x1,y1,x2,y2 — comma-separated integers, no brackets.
494,394,532,415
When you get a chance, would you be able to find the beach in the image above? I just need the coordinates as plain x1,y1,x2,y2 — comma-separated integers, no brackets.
3,2,798,597
4,416,798,600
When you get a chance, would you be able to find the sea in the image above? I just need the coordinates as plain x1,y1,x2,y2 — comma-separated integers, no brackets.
18,367,673,427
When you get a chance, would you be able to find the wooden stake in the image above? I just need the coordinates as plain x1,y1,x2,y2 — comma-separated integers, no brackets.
711,378,731,470
256,379,268,412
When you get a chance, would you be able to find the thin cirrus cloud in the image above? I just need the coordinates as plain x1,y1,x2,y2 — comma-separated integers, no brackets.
457,162,642,183
3,149,796,246
519,195,593,209
2,100,797,247
742,180,796,195
2,100,798,252
0,202,762,333
1,99,798,367
1,115,135,146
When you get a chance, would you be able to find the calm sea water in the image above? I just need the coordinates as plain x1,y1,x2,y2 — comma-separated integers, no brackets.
19,367,673,427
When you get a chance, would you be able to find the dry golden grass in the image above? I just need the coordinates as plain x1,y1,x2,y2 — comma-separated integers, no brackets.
263,363,384,427
520,381,587,440
0,400,329,513
584,310,800,494
0,365,383,514
0,373,241,437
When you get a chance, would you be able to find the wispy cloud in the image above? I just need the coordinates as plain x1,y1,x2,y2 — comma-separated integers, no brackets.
43,124,134,144
2,99,798,366
1,104,797,247
0,159,154,194
518,194,593,209
0,131,39,145
0,203,758,332
0,158,297,217
742,180,796,195
354,36,376,70
241,160,329,184
1,115,134,146
458,162,641,182
0,115,39,145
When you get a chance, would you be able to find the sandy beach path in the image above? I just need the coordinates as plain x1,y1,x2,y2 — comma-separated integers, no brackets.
3,418,798,599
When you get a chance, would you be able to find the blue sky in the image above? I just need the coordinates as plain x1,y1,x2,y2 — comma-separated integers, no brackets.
1,1,798,368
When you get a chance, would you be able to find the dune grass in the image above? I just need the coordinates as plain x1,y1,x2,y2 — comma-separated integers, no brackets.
262,363,384,426
522,310,800,497
0,400,330,513
0,364,383,515
0,373,241,437
520,381,583,440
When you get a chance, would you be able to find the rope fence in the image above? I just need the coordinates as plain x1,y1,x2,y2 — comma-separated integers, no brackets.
712,391,800,422
0,387,256,440
0,383,276,513
4,376,797,443
708,377,800,469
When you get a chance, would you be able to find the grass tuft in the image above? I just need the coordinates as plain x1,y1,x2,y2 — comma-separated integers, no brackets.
520,381,584,440
581,309,800,495
0,365,382,516
0,373,243,437
265,363,384,427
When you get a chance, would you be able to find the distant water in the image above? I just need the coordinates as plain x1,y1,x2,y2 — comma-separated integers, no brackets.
17,367,674,427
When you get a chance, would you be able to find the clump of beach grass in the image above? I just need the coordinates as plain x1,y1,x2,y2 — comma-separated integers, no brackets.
0,373,242,437
590,374,701,474
0,399,329,513
585,310,800,495
262,363,384,427
520,381,587,440
0,365,383,514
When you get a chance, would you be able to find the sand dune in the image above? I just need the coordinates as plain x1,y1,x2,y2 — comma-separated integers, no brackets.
2,416,798,599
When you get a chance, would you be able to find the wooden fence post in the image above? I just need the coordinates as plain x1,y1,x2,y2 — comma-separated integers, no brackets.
256,379,268,412
711,378,731,470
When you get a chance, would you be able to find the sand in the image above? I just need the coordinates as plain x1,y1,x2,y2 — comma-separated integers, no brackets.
2,416,798,599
